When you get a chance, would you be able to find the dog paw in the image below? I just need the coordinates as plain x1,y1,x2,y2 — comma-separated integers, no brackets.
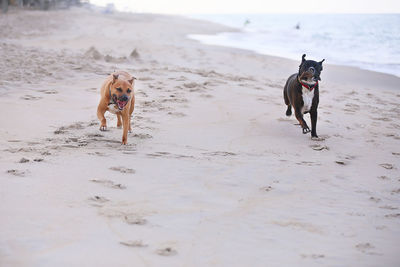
302,128,311,134
311,137,324,142
100,126,107,131
156,247,177,256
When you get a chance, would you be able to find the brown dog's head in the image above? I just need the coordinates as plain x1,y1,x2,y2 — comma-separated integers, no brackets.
110,74,135,110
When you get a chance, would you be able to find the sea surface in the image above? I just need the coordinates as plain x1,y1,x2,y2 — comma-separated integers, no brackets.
188,14,400,77
88,0,400,77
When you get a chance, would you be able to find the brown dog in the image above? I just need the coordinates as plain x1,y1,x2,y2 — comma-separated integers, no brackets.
97,71,136,144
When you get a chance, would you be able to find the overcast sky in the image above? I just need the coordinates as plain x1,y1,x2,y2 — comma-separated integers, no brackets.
90,0,400,13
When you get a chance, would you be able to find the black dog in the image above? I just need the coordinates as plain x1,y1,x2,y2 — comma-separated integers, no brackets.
283,54,324,138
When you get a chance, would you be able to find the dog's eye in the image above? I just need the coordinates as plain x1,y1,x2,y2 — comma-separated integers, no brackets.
117,87,122,92
127,89,131,93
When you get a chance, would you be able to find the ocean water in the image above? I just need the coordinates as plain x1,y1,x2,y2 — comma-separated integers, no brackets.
188,14,400,77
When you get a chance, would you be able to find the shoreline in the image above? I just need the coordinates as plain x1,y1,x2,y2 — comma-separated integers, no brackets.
190,32,400,79
1,7,400,267
184,13,400,78
189,30,400,82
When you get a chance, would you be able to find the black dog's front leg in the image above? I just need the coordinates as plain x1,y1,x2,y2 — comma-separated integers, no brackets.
294,108,310,134
310,109,318,138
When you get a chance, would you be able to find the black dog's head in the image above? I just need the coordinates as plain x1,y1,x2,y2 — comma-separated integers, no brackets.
298,54,325,84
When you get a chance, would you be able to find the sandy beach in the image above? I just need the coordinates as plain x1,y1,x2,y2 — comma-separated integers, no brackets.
0,7,399,267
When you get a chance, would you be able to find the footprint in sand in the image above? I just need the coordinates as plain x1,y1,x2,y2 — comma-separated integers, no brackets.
109,166,135,174
167,112,186,117
161,97,188,104
301,254,325,259
139,77,154,81
335,155,356,166
379,205,398,210
370,116,392,122
87,133,104,138
88,151,108,157
369,197,381,203
54,127,67,135
272,220,323,234
384,213,400,218
85,88,97,93
156,247,177,256
260,186,273,192
146,152,193,159
347,212,365,217
391,189,400,195
7,139,21,143
343,103,360,113
277,117,291,122
90,179,126,189
183,82,205,92
19,157,30,163
355,243,377,254
204,151,237,157
120,240,148,248
200,94,213,98
6,169,26,177
87,121,98,127
379,163,395,170
296,161,321,166
54,122,85,135
39,89,58,94
146,151,170,158
345,90,358,96
384,133,400,140
124,214,147,225
132,133,153,139
88,195,109,204
20,95,42,100
310,144,329,151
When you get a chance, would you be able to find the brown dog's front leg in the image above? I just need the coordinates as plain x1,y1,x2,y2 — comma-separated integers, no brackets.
128,95,135,133
121,113,129,145
117,113,122,128
128,115,132,133
294,108,310,134
97,104,107,131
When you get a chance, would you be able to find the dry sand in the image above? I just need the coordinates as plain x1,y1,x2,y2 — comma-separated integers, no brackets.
0,7,400,267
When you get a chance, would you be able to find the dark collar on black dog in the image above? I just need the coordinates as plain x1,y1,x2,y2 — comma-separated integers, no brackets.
298,76,318,91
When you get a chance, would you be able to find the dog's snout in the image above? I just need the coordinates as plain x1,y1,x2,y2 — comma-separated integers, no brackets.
120,95,128,101
309,67,315,73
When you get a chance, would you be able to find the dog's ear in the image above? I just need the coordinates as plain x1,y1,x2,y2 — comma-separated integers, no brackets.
128,76,137,85
299,54,306,68
112,74,119,83
319,59,325,70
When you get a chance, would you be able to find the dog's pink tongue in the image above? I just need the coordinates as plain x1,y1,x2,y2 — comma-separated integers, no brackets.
118,101,127,109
